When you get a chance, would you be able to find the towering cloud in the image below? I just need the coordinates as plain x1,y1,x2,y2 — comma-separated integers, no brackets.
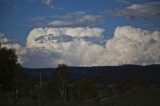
23,26,160,68
24,27,105,68
102,26,160,65
1,26,160,68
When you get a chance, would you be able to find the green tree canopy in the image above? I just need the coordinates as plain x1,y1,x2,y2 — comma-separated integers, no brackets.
47,64,70,103
0,44,18,91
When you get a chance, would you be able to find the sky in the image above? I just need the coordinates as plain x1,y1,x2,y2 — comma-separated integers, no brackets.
0,0,160,68
0,0,160,45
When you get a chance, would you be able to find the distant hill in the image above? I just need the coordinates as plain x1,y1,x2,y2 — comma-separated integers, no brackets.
24,64,160,84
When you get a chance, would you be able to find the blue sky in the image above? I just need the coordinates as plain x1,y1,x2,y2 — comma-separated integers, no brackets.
0,0,160,45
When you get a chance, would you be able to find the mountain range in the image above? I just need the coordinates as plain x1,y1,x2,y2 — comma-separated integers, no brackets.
24,64,160,84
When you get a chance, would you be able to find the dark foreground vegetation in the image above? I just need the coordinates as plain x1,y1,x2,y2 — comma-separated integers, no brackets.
0,44,160,106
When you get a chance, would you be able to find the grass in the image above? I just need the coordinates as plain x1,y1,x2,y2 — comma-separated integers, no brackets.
1,86,160,106
106,86,160,106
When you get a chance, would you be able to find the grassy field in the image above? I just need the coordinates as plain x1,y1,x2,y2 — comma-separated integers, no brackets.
104,86,160,106
36,86,160,106
1,86,160,106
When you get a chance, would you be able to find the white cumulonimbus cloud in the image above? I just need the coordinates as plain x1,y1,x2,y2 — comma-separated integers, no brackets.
1,26,160,68
24,27,105,68
101,26,160,66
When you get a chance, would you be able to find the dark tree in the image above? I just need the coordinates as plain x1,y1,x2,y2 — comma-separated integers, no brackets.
48,64,70,103
0,45,18,91
13,63,33,103
0,44,32,104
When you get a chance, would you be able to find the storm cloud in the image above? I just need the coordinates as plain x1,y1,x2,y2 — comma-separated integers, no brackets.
20,26,160,68
1,26,160,68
